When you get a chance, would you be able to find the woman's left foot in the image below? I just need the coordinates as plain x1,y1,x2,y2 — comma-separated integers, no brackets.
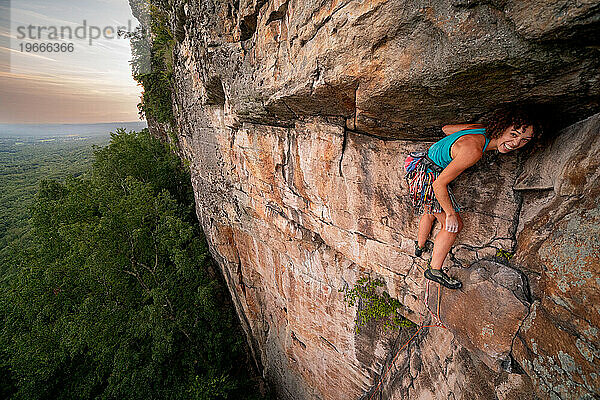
424,268,462,289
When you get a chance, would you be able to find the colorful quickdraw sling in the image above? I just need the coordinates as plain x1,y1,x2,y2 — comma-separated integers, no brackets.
404,150,446,212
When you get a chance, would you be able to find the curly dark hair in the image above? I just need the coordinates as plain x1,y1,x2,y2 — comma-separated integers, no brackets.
482,104,544,143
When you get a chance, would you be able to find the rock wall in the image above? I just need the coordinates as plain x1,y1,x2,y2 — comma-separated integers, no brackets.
511,114,600,399
129,0,600,398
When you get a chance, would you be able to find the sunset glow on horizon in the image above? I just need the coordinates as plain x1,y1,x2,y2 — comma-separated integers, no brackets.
0,0,146,124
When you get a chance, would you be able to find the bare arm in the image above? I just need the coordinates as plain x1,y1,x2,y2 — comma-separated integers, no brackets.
441,123,486,136
432,139,483,216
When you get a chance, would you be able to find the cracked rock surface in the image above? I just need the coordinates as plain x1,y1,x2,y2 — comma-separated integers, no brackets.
511,114,600,400
128,0,600,398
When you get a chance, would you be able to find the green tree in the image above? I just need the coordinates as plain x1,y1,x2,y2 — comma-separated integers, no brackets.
0,128,267,399
131,3,175,123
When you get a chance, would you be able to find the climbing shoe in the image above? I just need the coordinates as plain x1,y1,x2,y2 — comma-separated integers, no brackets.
424,267,462,290
414,241,426,257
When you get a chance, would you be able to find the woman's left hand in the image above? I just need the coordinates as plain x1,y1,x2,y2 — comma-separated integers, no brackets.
445,213,459,233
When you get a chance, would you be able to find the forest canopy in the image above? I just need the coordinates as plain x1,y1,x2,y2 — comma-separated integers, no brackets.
0,128,266,399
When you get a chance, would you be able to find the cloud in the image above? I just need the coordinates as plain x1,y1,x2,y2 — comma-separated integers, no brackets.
0,44,59,62
0,72,143,123
9,5,80,26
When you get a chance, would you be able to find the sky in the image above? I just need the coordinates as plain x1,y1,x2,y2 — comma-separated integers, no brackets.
0,0,147,124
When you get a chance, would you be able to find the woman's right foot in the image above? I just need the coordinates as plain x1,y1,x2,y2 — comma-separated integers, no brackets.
424,267,462,289
414,241,426,257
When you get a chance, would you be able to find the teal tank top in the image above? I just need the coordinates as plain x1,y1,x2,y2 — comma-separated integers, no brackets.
427,128,490,169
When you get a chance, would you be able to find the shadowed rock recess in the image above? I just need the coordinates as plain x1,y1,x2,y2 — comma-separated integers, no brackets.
129,0,600,398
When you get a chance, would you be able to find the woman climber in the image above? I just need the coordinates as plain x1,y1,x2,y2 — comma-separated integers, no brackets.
404,105,542,290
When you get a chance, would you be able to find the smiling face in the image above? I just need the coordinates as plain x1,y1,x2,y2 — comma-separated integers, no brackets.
496,124,535,153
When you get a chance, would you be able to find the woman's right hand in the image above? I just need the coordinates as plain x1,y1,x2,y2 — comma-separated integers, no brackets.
445,213,459,233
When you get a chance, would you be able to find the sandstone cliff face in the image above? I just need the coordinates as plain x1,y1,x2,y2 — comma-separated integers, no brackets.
130,0,600,398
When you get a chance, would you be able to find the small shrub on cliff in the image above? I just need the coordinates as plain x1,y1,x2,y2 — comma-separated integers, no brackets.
340,276,415,333
495,249,514,264
135,71,175,123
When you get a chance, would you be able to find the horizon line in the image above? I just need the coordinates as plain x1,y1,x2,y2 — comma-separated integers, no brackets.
0,120,148,125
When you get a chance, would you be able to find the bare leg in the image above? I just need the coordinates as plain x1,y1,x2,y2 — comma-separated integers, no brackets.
430,212,463,269
417,213,436,248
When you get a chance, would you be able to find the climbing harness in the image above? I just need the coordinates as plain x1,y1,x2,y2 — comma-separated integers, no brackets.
404,151,444,174
367,264,448,400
